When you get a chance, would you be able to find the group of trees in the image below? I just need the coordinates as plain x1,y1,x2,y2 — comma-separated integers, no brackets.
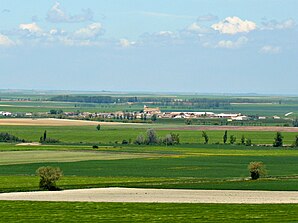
0,132,26,143
200,130,252,146
134,129,180,146
200,130,298,147
39,130,60,144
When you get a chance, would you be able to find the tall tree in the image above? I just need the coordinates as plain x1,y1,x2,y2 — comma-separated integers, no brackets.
202,131,209,144
43,130,47,142
273,132,283,147
223,130,228,144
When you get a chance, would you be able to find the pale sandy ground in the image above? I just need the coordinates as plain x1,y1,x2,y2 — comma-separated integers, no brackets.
1,188,298,204
0,118,142,126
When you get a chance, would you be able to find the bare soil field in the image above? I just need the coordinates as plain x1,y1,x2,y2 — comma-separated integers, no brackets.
0,118,141,126
1,188,298,204
161,125,298,132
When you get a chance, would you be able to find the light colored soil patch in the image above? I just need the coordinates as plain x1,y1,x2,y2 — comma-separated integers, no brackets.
161,125,298,132
16,142,41,146
1,188,298,204
0,118,142,126
0,150,160,165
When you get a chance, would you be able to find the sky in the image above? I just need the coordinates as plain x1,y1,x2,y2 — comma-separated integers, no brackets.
0,0,297,94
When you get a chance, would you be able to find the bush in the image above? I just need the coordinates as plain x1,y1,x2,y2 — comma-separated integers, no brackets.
92,145,99,149
202,131,209,144
245,138,252,146
229,135,236,144
40,138,60,144
134,134,145,145
36,166,63,190
0,132,26,143
163,134,173,145
248,161,267,180
146,129,159,144
122,139,129,144
273,132,283,147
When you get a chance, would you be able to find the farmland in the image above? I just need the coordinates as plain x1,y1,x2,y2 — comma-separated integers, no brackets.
0,92,298,221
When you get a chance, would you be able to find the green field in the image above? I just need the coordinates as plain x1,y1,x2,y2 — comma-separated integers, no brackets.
0,142,298,192
1,125,298,145
0,201,297,222
0,92,298,222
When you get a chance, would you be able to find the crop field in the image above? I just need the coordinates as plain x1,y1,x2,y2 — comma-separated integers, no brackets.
0,95,298,222
0,140,298,192
0,123,297,145
0,201,297,222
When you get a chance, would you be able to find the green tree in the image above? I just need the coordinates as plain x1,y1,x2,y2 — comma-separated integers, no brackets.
245,138,252,146
151,114,157,122
96,124,101,131
170,133,180,145
241,135,245,145
163,134,173,146
229,135,236,144
293,118,298,127
293,135,298,147
36,166,63,190
223,130,228,144
134,134,145,145
202,131,209,144
43,130,47,142
146,129,158,144
248,161,267,180
273,132,283,147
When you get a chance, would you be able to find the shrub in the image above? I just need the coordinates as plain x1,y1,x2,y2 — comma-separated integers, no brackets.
134,134,145,145
96,124,101,131
245,138,252,146
0,132,26,143
92,145,99,149
36,166,63,190
146,129,159,144
40,138,60,144
229,135,236,144
248,162,267,180
202,131,209,144
241,135,245,145
163,134,173,145
273,132,283,147
122,139,128,144
170,133,180,145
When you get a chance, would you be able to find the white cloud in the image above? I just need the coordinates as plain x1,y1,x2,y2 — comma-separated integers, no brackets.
156,31,175,37
73,23,103,39
187,23,210,33
261,19,296,30
216,36,248,49
47,2,93,23
212,16,256,35
119,39,136,48
259,45,281,54
19,23,42,33
0,34,15,46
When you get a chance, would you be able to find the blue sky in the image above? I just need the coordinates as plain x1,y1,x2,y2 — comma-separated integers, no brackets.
0,0,297,94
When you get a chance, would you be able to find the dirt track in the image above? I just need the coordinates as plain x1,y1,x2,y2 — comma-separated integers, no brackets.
161,125,298,132
1,188,298,204
0,118,141,126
